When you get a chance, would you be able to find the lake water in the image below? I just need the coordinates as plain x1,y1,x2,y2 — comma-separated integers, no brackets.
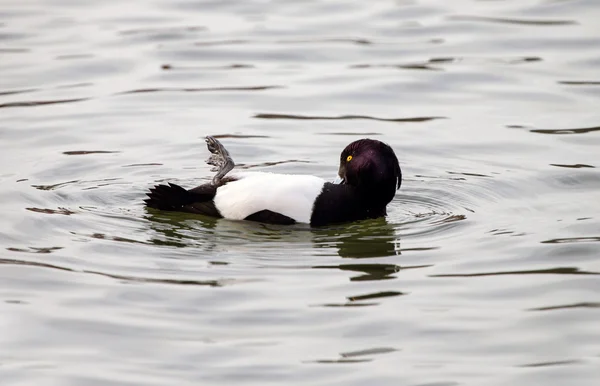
1,0,599,385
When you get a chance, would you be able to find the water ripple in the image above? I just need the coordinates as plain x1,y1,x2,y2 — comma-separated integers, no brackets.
431,267,599,277
449,15,578,26
254,113,445,123
0,97,89,109
118,85,283,94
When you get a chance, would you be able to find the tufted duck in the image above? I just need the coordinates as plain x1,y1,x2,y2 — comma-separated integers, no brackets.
144,136,401,226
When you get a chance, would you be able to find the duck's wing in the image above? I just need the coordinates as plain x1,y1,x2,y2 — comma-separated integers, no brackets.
214,172,326,224
144,173,302,225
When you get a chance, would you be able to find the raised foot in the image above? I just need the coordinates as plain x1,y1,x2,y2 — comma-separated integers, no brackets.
205,136,235,185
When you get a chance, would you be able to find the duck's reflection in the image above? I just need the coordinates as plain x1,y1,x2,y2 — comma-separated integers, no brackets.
143,210,427,283
144,210,220,250
312,217,401,259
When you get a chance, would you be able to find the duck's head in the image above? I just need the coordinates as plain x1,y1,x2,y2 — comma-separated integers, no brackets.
338,138,402,203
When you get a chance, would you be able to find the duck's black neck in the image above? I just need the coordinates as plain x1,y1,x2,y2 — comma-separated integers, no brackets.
356,178,397,208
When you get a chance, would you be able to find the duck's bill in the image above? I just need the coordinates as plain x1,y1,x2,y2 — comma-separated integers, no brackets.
333,176,345,184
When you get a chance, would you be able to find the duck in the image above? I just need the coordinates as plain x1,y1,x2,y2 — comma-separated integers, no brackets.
144,136,402,226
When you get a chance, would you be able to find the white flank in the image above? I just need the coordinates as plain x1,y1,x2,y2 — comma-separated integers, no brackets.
214,171,326,223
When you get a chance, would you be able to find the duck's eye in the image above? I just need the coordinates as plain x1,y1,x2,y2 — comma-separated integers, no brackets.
346,155,353,162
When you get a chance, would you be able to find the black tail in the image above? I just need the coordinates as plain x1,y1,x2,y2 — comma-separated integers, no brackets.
144,182,223,217
144,183,200,211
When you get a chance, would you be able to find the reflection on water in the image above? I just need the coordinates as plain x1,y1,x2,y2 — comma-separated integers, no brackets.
1,0,600,384
145,210,404,261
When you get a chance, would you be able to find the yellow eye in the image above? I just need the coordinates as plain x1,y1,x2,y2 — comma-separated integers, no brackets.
346,155,353,162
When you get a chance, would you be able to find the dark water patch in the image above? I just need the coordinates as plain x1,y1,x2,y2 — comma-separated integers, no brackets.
63,150,120,155
348,290,405,301
508,56,543,64
211,134,270,139
414,174,464,180
254,113,445,123
279,37,373,45
0,88,37,96
32,178,122,191
430,56,541,64
341,347,398,358
431,267,599,278
313,263,399,281
194,38,373,47
319,132,382,136
5,300,27,305
0,97,89,109
32,180,79,190
6,247,63,254
0,257,247,287
0,83,91,98
308,347,397,364
0,257,70,272
559,81,600,86
119,25,207,36
0,31,34,41
161,63,254,70
447,171,491,178
413,382,459,386
351,56,542,71
78,231,188,248
236,160,311,169
122,163,163,167
518,359,583,368
55,54,94,60
550,163,595,169
91,272,249,287
488,228,526,237
308,358,372,364
449,15,577,26
56,82,94,89
541,236,600,244
118,86,282,95
313,264,431,281
429,57,455,63
431,214,467,225
318,302,378,308
530,125,600,135
528,302,600,312
350,63,441,71
402,247,440,252
0,48,30,53
409,209,462,220
209,261,229,266
194,39,250,46
399,64,441,71
26,207,76,215
88,232,149,245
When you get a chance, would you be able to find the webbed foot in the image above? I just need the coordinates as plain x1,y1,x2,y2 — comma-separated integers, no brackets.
205,136,235,185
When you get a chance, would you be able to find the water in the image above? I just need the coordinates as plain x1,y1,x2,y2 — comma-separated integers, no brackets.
1,0,599,384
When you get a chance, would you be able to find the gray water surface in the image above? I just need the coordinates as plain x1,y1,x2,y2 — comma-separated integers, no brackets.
1,0,600,385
